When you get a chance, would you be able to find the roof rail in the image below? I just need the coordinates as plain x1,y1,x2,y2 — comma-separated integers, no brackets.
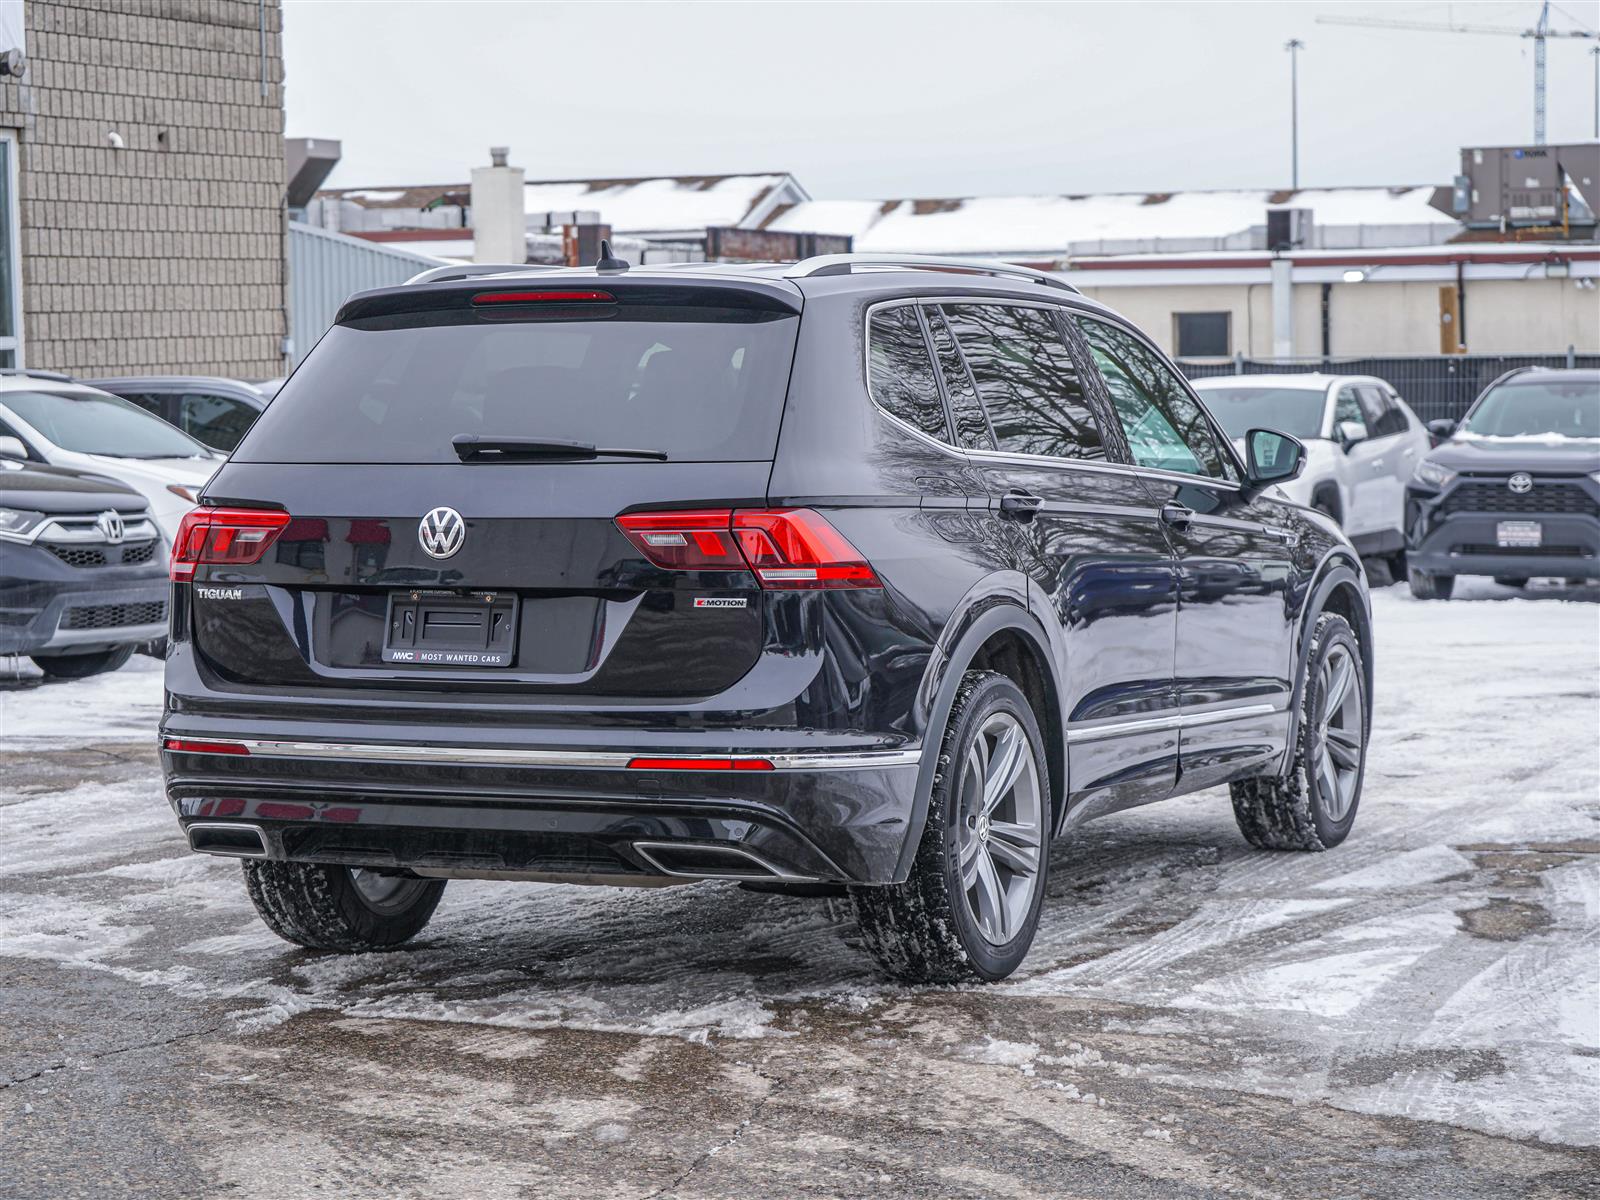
404,263,564,286
784,253,1078,294
0,367,74,383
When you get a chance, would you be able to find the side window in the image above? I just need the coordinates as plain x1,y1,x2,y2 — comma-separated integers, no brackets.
938,303,1106,461
1366,387,1408,438
1075,316,1236,480
120,392,170,420
1355,386,1393,438
867,306,948,441
924,305,994,451
180,392,257,451
1333,387,1368,435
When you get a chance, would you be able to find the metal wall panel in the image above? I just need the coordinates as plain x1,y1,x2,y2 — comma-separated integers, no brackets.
288,222,445,365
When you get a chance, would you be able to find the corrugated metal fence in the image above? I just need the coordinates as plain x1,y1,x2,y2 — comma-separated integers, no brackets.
1176,352,1600,423
288,222,446,366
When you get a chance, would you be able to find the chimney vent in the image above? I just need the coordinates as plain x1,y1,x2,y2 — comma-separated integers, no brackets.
489,146,509,168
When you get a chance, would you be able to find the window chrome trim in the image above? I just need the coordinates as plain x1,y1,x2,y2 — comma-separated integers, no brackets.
171,738,923,772
1066,702,1281,745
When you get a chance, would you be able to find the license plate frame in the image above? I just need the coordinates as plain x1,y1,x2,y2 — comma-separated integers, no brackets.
382,589,518,667
1496,520,1543,549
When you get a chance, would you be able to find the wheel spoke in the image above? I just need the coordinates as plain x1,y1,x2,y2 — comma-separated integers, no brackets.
986,821,1039,877
958,831,985,883
1326,726,1361,770
982,724,1027,816
1317,751,1339,808
973,851,1007,941
1324,652,1354,716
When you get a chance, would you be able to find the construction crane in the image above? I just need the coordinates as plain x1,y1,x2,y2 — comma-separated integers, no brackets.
1316,2,1598,144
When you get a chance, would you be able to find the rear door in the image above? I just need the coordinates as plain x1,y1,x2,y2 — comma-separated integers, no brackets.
1075,314,1297,789
198,282,801,699
932,300,1180,808
1334,384,1383,534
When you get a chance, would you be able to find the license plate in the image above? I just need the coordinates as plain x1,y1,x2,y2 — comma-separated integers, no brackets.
382,590,517,667
1496,520,1542,549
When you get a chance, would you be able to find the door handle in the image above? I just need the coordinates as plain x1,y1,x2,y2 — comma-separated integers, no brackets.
1371,458,1385,469
1159,502,1194,528
998,490,1044,522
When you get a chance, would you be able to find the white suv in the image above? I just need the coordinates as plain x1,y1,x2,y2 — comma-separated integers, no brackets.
1192,373,1430,570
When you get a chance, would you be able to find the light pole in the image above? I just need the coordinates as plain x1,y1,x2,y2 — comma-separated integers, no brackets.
1285,39,1305,190
1592,45,1599,139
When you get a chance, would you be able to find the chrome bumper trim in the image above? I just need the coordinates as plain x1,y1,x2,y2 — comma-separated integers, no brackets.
171,738,923,772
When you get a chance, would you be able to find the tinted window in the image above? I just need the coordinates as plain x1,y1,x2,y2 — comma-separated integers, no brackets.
940,303,1104,461
1461,378,1600,438
1076,317,1236,480
1367,388,1409,438
119,392,170,420
235,306,800,464
1333,387,1368,435
867,305,947,441
925,306,993,451
1174,312,1230,357
181,392,258,451
1193,385,1325,440
1,390,211,458
1355,386,1393,437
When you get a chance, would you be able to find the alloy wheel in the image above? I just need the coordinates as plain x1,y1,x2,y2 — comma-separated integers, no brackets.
349,868,430,914
955,711,1044,946
1311,644,1363,822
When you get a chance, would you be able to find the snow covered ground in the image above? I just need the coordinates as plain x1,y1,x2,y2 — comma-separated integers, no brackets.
2,579,1597,1194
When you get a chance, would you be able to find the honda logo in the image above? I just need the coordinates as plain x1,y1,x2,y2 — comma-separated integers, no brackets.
94,509,125,544
1507,472,1534,494
418,506,465,559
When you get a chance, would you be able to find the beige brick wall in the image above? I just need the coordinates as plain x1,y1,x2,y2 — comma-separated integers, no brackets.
0,0,286,377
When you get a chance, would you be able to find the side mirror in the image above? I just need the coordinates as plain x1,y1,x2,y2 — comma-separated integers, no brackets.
1244,427,1305,489
1427,418,1456,442
0,435,27,459
1336,420,1369,451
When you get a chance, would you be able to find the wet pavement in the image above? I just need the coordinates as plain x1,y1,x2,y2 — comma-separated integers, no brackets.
2,581,1597,1198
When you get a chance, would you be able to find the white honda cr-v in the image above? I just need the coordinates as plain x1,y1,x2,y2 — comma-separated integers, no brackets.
1192,373,1431,574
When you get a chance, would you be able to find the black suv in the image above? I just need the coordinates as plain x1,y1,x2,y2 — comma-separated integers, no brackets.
161,254,1373,983
1,457,167,677
1407,367,1600,599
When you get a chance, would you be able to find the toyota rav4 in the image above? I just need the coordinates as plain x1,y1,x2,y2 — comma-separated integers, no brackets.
161,253,1373,983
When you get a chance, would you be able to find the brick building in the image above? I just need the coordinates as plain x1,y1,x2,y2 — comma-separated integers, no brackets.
0,0,287,376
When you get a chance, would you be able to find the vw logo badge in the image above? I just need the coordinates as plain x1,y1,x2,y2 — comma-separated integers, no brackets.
94,509,125,544
418,506,465,559
1507,472,1533,495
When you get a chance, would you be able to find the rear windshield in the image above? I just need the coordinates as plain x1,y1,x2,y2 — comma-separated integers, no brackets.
234,305,800,464
1194,386,1326,441
1462,379,1600,439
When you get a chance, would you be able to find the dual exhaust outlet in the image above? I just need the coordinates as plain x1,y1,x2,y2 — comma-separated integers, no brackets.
183,823,810,882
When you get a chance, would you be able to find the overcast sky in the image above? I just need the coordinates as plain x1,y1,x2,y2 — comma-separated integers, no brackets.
284,1,1599,198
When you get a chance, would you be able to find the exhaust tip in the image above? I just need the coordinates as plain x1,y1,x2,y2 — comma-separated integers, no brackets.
631,840,813,882
187,822,268,859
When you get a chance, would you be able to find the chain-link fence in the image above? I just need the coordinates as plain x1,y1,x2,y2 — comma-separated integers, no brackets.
1175,352,1600,424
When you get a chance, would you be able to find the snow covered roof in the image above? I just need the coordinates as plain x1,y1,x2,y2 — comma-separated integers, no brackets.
762,187,1458,256
319,173,810,237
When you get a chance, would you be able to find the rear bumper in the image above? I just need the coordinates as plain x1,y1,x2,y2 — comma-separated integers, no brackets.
161,736,923,885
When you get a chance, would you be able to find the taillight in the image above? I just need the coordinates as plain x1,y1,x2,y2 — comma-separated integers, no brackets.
162,738,249,756
170,507,290,581
615,508,880,590
626,756,775,771
472,289,616,305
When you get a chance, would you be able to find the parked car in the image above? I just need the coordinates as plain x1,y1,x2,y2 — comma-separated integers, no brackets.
89,376,270,454
1191,374,1429,574
1405,366,1600,599
0,457,168,677
0,372,219,546
160,253,1373,983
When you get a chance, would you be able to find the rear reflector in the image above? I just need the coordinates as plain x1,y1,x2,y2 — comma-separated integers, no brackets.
626,757,775,771
171,507,290,582
163,738,249,756
472,289,616,305
615,508,880,590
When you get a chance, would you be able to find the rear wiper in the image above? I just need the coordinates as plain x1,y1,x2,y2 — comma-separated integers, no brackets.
452,435,668,462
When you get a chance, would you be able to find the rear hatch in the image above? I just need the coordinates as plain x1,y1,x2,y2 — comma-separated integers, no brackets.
189,276,802,698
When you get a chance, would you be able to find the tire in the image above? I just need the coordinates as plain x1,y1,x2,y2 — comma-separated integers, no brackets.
1312,492,1342,528
849,671,1050,984
29,645,135,679
1386,550,1407,580
242,861,446,952
1407,565,1454,600
1492,576,1529,589
1231,613,1367,851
